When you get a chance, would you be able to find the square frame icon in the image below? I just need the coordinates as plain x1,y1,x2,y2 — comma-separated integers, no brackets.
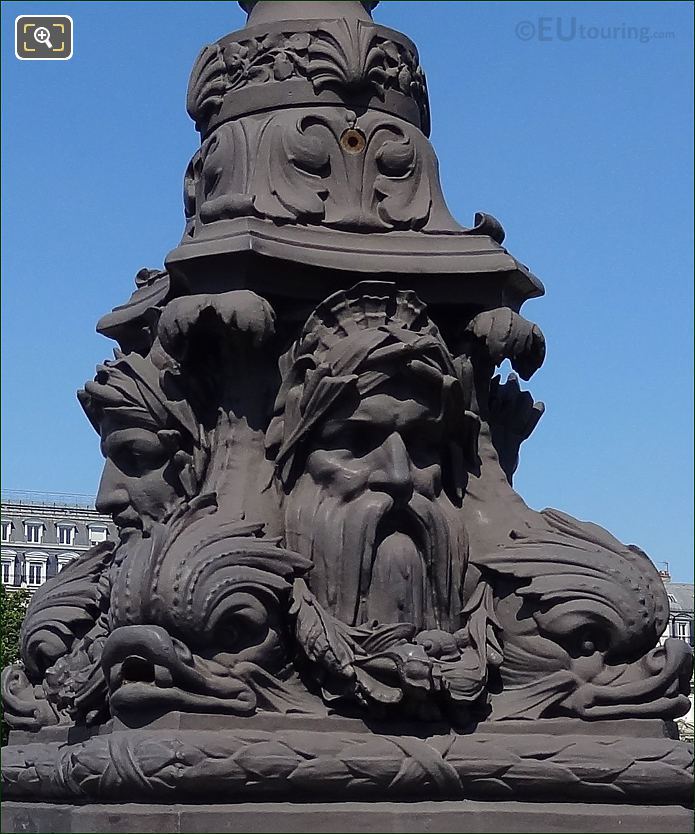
15,15,73,60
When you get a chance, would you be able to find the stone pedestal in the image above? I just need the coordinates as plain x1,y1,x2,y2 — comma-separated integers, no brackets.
3,800,692,834
3,716,692,833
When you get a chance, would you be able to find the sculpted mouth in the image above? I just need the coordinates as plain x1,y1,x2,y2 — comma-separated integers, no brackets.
111,655,174,689
102,625,256,716
555,638,695,721
103,626,194,694
375,508,423,551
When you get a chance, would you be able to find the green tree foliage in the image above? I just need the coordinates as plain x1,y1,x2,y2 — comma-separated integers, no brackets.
0,584,30,744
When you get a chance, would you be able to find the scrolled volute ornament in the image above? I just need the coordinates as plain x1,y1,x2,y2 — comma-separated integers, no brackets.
478,509,692,721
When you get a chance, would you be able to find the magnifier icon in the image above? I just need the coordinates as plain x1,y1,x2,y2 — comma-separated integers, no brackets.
34,26,53,49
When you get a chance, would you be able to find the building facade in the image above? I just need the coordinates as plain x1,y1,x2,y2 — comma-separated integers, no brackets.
1,491,116,594
656,567,694,741
658,567,694,648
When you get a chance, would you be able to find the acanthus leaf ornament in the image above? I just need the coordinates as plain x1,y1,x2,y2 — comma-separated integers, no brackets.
186,22,430,137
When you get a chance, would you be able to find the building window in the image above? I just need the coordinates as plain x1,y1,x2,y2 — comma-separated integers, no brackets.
88,524,108,545
1,520,12,542
0,552,16,586
57,554,77,572
675,620,691,641
667,593,678,605
27,561,44,585
56,524,76,545
24,522,43,544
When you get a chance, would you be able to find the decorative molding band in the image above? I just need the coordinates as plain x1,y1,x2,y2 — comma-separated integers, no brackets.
3,727,692,805
165,216,544,309
188,19,430,136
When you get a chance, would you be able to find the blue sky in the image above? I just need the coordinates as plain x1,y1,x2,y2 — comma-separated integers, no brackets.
2,1,693,581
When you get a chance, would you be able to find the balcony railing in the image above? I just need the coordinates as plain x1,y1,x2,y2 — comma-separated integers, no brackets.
1,490,96,509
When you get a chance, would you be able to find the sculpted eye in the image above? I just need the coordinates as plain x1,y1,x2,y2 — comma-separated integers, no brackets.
405,425,441,466
580,636,595,656
573,628,606,657
320,425,378,458
111,439,168,476
113,449,144,475
346,426,383,458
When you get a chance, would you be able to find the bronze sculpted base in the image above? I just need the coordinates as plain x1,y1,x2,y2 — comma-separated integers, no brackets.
2,2,691,832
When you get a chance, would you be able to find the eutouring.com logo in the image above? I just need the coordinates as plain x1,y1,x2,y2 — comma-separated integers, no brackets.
515,17,676,44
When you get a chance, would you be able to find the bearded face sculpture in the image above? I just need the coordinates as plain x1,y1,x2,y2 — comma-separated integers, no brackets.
259,285,503,716
81,352,199,542
287,374,466,632
268,284,477,635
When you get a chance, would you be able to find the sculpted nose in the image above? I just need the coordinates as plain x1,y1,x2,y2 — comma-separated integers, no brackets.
368,432,413,502
95,462,130,516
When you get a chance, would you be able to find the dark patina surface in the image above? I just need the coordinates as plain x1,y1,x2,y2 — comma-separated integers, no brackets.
2,3,692,832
